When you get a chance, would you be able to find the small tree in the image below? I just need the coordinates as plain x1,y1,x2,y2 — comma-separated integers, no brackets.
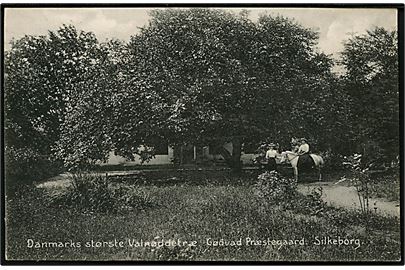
341,154,371,213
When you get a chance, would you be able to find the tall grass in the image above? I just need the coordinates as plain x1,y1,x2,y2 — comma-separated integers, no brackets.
5,172,401,262
48,173,155,213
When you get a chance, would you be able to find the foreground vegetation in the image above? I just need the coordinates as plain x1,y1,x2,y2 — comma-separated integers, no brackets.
6,170,401,262
368,173,400,202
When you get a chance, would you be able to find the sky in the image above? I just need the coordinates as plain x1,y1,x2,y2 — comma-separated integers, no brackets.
4,7,398,59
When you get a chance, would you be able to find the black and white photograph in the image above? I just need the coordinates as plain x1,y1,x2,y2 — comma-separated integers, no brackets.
1,3,403,264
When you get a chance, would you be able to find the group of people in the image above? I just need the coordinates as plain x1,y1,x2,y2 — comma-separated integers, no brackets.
263,138,312,171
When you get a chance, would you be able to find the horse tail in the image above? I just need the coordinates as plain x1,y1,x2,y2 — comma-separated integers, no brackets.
310,154,324,167
318,155,325,167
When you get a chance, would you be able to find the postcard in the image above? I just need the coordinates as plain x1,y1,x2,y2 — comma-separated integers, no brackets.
1,3,403,265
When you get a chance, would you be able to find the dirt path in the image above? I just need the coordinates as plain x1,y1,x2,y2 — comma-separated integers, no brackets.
298,182,400,217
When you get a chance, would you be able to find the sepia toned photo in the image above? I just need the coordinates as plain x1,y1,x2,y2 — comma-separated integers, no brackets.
1,4,403,264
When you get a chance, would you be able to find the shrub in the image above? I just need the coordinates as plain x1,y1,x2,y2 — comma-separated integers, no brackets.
341,154,372,213
48,173,154,213
290,187,328,216
5,146,63,187
253,171,297,207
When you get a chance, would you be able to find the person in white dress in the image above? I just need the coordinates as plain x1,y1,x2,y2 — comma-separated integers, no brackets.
265,143,278,171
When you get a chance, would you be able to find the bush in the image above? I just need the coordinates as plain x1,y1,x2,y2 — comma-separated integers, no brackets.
48,173,155,213
290,187,328,216
253,171,329,215
253,171,297,207
5,146,63,186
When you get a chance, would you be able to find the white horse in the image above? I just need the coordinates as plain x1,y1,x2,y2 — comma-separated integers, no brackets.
280,151,324,181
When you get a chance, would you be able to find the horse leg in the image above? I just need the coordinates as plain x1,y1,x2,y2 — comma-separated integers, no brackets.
318,166,322,181
294,167,298,182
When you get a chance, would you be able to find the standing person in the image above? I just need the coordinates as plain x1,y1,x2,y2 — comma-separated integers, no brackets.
297,138,314,172
265,143,278,171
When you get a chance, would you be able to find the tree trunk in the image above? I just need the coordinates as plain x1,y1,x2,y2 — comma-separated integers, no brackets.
231,137,242,173
219,137,242,173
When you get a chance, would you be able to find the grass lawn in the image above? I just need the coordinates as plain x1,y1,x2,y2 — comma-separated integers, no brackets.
5,170,402,262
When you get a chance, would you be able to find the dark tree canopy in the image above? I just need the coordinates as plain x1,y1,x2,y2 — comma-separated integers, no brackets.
341,27,399,163
4,10,399,174
113,9,346,170
5,25,121,171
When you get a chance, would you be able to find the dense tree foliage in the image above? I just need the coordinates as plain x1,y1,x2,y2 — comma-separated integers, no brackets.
4,25,118,174
4,10,399,175
53,39,123,170
341,27,399,164
115,9,350,170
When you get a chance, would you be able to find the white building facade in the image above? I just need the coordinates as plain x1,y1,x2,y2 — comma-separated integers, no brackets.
103,142,256,166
